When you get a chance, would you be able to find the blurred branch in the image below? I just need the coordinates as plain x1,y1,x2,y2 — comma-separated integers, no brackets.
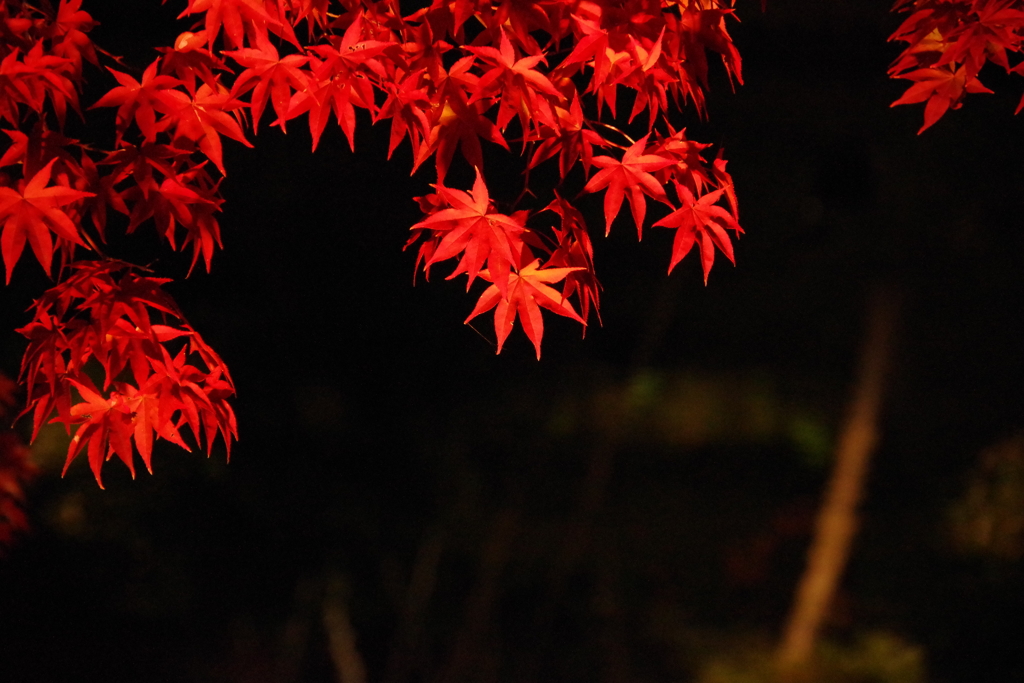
324,574,368,683
277,575,321,683
777,288,902,675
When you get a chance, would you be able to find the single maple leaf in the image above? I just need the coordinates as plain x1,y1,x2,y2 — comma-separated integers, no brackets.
888,26,947,77
156,81,251,174
225,36,309,133
78,152,129,238
14,308,70,441
49,0,98,43
465,255,585,360
559,15,616,107
528,92,603,179
91,60,182,143
118,157,225,272
13,41,81,126
49,0,99,78
891,64,993,132
281,0,332,31
65,376,136,487
0,127,82,180
465,29,563,132
411,167,525,296
412,55,511,181
100,142,187,196
0,158,93,282
620,30,675,125
376,70,434,160
156,38,226,97
646,126,715,196
583,133,673,237
654,184,741,283
479,0,558,54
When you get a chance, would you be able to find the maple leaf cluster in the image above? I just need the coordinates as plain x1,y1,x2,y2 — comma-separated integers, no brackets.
0,0,257,286
0,372,35,552
889,0,1024,131
326,0,746,358
17,261,237,489
0,0,749,485
0,0,238,486
151,0,746,359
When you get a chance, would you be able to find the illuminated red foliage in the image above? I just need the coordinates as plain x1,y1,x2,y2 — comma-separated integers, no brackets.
0,0,753,485
889,0,1024,131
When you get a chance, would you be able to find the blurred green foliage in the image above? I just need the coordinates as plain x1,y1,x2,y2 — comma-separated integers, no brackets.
695,630,924,683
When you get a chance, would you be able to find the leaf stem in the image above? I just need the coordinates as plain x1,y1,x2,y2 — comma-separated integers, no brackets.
586,120,635,147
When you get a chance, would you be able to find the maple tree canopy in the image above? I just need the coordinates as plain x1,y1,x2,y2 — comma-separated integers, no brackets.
0,0,1020,496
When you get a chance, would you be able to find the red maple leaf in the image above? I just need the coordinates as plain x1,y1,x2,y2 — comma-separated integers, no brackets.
155,81,250,174
411,167,526,296
891,63,994,132
619,29,674,125
654,184,742,282
65,375,139,484
465,255,585,359
465,29,563,132
559,14,621,116
0,158,92,282
376,70,434,160
48,0,99,79
225,36,309,133
583,134,673,237
528,92,603,179
156,34,227,96
91,60,182,143
413,55,510,182
0,41,80,126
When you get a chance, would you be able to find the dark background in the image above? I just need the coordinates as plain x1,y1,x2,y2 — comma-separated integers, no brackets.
2,1,1023,681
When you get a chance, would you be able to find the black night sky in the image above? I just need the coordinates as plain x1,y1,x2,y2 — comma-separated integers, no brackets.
2,2,1023,682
